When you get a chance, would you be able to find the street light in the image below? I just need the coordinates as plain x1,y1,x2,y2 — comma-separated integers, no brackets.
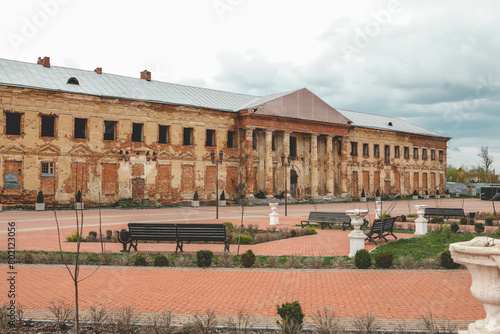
281,153,292,216
211,149,224,219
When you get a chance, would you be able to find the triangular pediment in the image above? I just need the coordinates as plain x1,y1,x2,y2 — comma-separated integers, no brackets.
157,151,175,161
102,148,119,157
241,88,351,125
38,144,60,156
68,145,91,157
226,154,240,163
0,143,25,155
179,152,197,161
361,160,371,167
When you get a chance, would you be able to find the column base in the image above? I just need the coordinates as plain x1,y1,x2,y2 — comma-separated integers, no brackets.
269,213,280,225
348,232,366,258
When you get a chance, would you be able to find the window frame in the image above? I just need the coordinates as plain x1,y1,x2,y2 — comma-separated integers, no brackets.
394,146,400,158
5,112,22,136
131,123,144,143
290,137,297,157
431,149,436,161
413,147,419,160
158,125,169,144
205,129,216,147
183,127,193,146
104,120,117,141
374,144,380,158
439,150,444,162
74,117,87,139
41,114,56,138
362,143,369,157
350,142,358,156
227,131,236,148
41,162,55,177
422,148,428,160
384,145,390,164
404,146,410,159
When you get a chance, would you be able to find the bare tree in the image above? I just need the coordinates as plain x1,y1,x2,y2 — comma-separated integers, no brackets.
234,182,248,256
478,146,494,173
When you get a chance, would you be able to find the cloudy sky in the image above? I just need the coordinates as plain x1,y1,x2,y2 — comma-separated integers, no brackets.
1,0,499,172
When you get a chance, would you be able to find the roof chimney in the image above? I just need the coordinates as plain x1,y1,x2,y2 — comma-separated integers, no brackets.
37,56,50,68
140,70,151,81
94,67,102,74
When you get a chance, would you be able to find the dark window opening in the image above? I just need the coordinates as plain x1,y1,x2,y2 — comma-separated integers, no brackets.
67,77,79,85
431,149,436,161
338,140,342,156
41,115,55,137
422,148,428,160
404,146,410,159
350,142,358,156
158,125,169,144
132,123,143,142
74,118,87,139
183,127,193,145
290,137,297,157
205,129,216,147
384,145,390,164
363,143,369,157
252,132,257,149
395,146,400,158
439,150,444,162
374,144,380,157
414,147,419,160
41,162,55,177
5,112,21,135
227,131,235,148
104,121,117,141
272,135,276,151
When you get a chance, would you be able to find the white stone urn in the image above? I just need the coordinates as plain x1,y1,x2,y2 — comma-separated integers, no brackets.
414,204,428,235
450,237,500,334
346,209,369,258
375,201,382,219
269,203,279,225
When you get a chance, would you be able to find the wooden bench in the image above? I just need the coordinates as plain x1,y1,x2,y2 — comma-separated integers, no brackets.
424,208,466,219
117,223,229,253
364,217,398,245
300,212,353,231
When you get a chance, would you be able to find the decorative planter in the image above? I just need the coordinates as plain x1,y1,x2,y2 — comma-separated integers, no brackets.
75,202,84,210
450,237,500,334
445,194,450,199
269,203,279,225
218,200,226,207
414,204,428,235
346,209,369,258
412,195,418,200
360,197,366,202
375,197,381,202
436,195,440,199
456,193,461,198
424,195,429,199
35,203,45,211
191,200,199,207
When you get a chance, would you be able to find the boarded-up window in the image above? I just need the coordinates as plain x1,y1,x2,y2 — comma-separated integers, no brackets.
156,165,171,194
181,165,195,193
72,163,88,193
102,164,118,195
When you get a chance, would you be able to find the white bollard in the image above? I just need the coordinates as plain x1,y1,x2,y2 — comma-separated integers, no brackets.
269,203,280,225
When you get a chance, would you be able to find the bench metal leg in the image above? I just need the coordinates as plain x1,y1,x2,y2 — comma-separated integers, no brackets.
175,240,183,253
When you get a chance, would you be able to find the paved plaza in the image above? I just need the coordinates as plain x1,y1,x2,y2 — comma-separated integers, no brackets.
0,198,494,330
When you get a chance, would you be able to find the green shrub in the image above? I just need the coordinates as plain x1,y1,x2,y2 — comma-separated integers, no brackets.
400,215,407,222
450,222,459,233
303,227,317,235
224,222,234,234
475,223,485,234
75,190,82,202
290,229,297,238
412,190,418,196
276,301,304,329
255,190,266,199
375,189,381,197
153,253,169,267
374,250,393,269
459,217,468,225
240,249,256,268
485,215,496,226
66,231,82,242
220,190,225,200
380,212,391,219
469,218,475,225
196,250,214,267
439,250,460,269
193,191,199,201
361,189,366,197
37,191,44,203
234,235,253,245
106,230,113,239
494,228,500,239
443,226,452,239
133,254,149,266
354,249,372,269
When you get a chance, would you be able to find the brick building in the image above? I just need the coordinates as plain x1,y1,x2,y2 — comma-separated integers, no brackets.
0,57,449,206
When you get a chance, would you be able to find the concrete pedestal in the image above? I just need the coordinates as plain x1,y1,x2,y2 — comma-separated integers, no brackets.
346,209,369,258
269,203,280,225
414,204,428,235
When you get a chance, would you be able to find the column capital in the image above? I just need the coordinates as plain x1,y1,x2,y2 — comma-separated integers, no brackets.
265,129,274,134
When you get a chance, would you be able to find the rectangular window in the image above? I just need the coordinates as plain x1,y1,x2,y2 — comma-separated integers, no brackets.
374,144,380,157
205,129,216,147
132,123,143,142
431,149,436,161
252,132,257,149
41,115,55,137
394,146,400,158
158,125,169,144
363,143,369,157
338,140,342,156
272,135,276,151
227,131,236,148
439,150,444,162
41,162,55,177
385,145,390,163
5,112,21,135
404,146,409,159
74,118,87,139
350,142,358,156
290,137,297,157
414,147,419,160
104,120,117,141
4,173,20,189
422,148,428,160
183,127,193,145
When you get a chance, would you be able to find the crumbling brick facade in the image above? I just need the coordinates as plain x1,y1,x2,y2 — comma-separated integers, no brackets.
0,58,449,206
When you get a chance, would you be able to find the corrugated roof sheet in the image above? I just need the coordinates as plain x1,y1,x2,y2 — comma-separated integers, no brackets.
337,109,448,138
0,58,447,138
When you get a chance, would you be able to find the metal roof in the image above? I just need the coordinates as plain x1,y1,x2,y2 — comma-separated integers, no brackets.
337,109,448,138
0,58,447,138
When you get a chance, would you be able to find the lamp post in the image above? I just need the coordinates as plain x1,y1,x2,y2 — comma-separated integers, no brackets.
281,153,291,216
211,149,224,219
